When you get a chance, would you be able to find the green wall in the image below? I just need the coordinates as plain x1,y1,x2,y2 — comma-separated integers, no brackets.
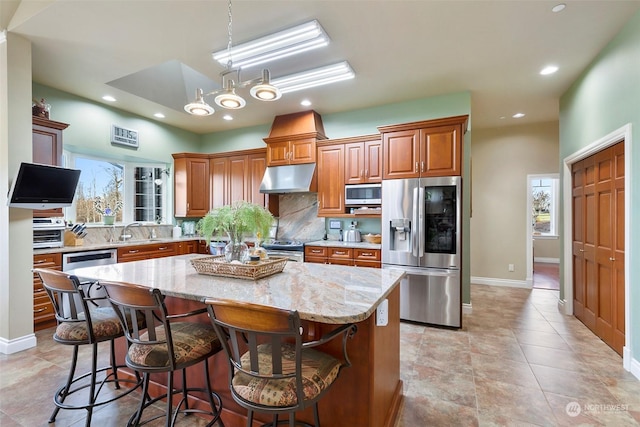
559,10,640,360
32,83,201,163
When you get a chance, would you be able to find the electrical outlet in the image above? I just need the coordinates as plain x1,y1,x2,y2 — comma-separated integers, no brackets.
508,264,515,272
376,299,388,326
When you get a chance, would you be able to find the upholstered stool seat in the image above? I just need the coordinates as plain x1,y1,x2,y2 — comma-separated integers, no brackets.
33,269,142,427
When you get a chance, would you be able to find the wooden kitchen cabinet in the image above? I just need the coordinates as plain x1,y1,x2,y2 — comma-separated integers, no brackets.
379,115,468,179
173,154,210,217
33,252,62,330
344,136,382,184
263,110,327,167
117,242,177,262
317,144,345,217
304,245,381,268
177,239,199,255
32,117,69,218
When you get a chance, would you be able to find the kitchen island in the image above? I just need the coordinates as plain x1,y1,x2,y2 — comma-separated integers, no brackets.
71,254,404,427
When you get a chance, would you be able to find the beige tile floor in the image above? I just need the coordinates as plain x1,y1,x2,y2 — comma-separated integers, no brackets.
1,284,638,426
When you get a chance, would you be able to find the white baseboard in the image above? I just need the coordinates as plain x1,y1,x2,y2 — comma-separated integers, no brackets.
624,347,640,381
471,276,531,289
534,257,560,264
462,302,472,315
0,333,37,354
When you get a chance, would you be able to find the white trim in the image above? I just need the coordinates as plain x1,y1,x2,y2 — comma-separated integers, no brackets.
471,276,530,289
0,333,37,354
534,257,559,264
562,123,632,373
463,302,472,315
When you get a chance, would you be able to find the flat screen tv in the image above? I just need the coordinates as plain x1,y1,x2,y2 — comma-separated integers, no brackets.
7,162,81,209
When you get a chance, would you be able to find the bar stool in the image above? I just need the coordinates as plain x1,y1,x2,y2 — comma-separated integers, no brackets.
33,268,142,426
204,298,357,427
101,280,224,427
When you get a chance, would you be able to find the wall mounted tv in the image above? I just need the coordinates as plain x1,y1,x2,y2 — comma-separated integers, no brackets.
7,162,81,209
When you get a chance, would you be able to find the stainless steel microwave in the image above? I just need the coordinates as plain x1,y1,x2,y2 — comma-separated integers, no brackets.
345,183,382,206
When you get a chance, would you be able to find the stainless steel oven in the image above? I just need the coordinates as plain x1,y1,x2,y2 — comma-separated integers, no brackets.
33,217,65,249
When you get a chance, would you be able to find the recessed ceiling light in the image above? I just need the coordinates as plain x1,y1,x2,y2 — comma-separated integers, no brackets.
102,95,116,102
499,116,506,120
153,113,165,118
300,99,312,107
512,113,526,119
223,115,233,121
552,3,566,13
540,65,559,75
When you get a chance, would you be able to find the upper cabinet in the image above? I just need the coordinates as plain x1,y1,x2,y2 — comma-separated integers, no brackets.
263,110,327,166
343,135,382,184
32,117,69,217
172,153,210,217
379,115,468,179
317,144,345,216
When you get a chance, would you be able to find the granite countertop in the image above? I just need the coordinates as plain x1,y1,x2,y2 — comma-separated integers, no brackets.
33,236,204,255
305,240,382,250
70,254,403,324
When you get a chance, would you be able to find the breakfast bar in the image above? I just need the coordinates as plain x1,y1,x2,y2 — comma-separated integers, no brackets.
71,254,405,427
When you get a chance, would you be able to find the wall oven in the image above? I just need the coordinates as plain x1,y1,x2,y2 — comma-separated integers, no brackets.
33,217,65,249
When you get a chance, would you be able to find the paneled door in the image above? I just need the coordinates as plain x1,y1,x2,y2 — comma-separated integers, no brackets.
572,141,625,355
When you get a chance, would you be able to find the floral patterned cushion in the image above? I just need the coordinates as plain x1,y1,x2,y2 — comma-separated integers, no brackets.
232,343,341,407
127,322,220,368
55,306,124,342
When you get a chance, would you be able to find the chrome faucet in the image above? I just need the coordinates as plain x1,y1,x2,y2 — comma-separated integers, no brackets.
120,222,141,241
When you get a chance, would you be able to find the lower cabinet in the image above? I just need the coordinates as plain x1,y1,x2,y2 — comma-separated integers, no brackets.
117,242,177,262
177,240,199,255
33,252,62,331
304,246,381,268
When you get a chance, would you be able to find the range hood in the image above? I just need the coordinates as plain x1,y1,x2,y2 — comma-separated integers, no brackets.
260,163,316,193
259,110,326,194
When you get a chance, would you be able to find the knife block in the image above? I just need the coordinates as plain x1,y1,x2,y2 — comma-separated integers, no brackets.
64,230,84,246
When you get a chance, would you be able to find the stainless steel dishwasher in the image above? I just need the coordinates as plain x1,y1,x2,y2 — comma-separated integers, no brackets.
62,248,118,308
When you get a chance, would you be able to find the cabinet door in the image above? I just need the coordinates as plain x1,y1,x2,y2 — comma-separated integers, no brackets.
210,157,229,209
173,156,210,217
420,124,462,176
344,142,365,185
229,155,248,204
290,138,316,164
248,153,267,207
304,246,328,264
382,129,420,179
33,120,66,217
266,141,290,166
328,247,353,265
364,139,382,182
33,253,61,330
317,145,345,216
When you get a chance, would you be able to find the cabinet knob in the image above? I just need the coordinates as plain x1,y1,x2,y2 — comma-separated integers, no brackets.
421,161,425,173
365,169,369,178
159,247,168,250
360,169,364,177
34,307,48,314
128,249,139,254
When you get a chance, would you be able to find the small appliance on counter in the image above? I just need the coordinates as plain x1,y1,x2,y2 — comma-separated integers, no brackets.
343,222,361,242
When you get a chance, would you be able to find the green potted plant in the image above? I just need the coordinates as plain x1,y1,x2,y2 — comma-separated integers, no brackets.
198,201,274,262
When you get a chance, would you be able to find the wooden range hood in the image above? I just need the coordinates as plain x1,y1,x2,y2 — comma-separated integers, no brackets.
264,109,327,141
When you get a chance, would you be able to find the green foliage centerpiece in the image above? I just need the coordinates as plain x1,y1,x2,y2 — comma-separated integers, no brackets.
198,201,274,262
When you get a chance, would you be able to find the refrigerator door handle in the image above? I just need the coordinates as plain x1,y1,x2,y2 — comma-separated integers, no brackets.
418,186,424,258
412,186,419,257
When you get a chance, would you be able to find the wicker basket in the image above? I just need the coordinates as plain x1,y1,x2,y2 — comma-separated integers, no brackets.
190,256,287,280
362,234,382,244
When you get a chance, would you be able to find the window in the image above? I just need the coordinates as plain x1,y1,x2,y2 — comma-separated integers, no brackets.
530,175,559,237
65,153,168,224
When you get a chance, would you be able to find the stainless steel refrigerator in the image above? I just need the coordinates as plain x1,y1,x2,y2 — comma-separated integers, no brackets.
382,176,462,327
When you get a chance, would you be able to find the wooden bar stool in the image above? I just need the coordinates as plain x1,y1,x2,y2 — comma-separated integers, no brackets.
33,268,142,426
204,298,357,427
101,280,224,427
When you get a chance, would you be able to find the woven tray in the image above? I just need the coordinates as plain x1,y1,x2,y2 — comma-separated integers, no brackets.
190,255,288,280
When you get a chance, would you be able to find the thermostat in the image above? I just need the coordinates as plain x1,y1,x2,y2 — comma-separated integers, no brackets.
329,220,341,230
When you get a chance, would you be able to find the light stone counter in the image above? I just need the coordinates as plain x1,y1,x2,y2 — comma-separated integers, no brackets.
305,240,381,250
70,254,404,324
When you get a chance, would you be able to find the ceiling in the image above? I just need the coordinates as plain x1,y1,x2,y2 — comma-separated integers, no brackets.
4,0,640,134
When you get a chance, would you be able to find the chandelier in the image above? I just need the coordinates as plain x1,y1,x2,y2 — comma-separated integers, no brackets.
184,0,282,116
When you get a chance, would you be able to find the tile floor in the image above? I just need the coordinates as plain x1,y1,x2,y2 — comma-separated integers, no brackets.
1,284,638,426
533,262,560,291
